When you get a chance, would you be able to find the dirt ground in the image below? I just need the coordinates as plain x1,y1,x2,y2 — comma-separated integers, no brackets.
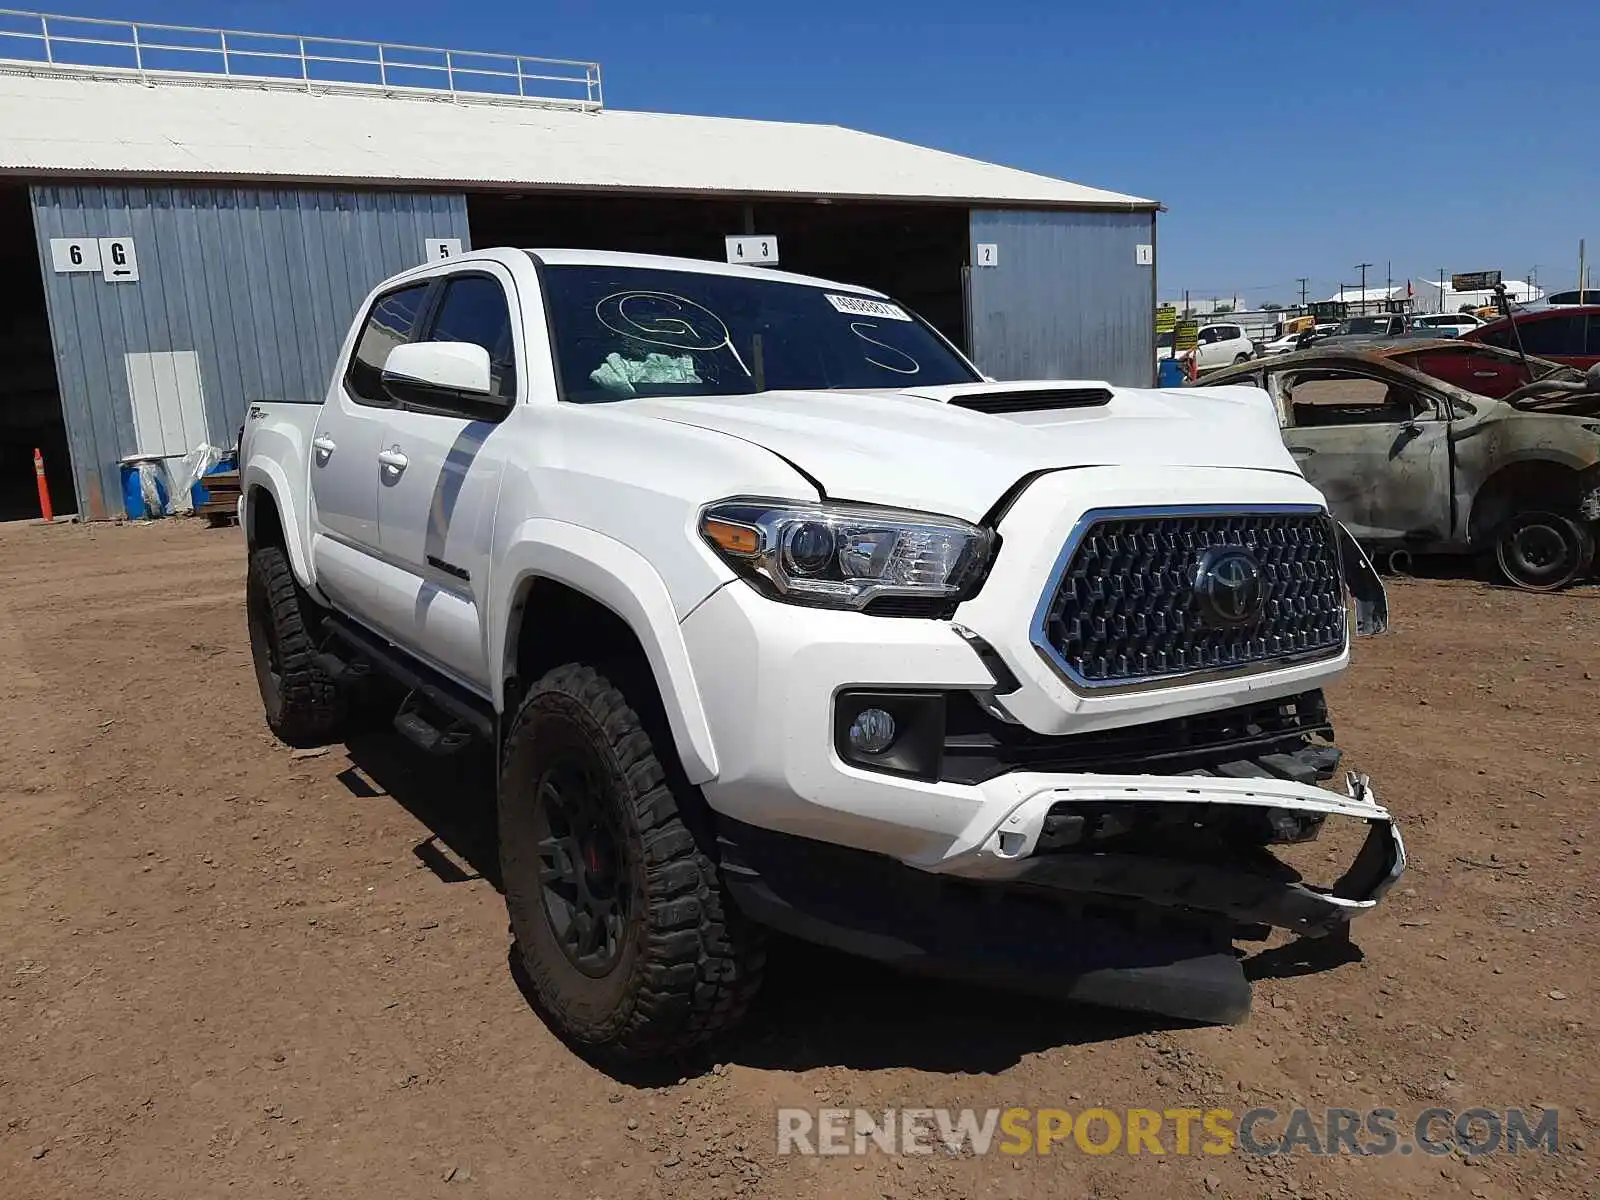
1,519,1595,1200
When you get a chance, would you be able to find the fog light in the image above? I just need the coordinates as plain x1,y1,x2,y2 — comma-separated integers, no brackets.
847,707,897,754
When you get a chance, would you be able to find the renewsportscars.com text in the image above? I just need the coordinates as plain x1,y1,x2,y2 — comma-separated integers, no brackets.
776,1106,1560,1158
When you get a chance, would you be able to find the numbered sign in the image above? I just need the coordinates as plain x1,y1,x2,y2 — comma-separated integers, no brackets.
99,237,138,282
975,243,999,268
424,238,462,262
1135,243,1154,266
725,235,779,266
50,238,102,273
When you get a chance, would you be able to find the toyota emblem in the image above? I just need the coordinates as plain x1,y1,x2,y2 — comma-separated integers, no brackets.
1193,546,1265,628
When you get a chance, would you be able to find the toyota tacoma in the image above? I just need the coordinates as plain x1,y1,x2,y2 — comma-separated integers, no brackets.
240,248,1403,1061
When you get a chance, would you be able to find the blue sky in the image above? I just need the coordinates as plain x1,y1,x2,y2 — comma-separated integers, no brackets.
35,1,1600,303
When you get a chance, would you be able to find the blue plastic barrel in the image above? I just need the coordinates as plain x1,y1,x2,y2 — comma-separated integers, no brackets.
1157,358,1188,388
119,458,170,520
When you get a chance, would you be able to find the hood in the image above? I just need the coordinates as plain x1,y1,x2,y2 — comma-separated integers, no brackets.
621,381,1300,522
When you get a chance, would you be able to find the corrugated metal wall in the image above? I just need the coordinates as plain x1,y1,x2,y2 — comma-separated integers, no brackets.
967,208,1156,388
30,185,469,518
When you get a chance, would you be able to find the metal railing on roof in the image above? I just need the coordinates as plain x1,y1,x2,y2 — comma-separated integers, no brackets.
0,9,604,108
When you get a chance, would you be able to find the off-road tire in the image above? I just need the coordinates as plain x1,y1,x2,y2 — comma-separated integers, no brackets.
1492,510,1594,592
499,663,764,1062
246,545,346,746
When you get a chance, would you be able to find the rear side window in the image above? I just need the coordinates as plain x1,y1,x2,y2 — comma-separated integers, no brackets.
425,275,518,400
346,283,432,406
1511,315,1586,357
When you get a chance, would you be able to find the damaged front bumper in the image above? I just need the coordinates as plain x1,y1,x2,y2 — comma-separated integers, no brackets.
719,763,1404,1026
930,770,1405,939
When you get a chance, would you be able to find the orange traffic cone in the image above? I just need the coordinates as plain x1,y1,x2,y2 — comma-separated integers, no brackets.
34,448,53,522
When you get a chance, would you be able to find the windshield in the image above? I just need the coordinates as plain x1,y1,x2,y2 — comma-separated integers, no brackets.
538,264,979,402
1343,316,1391,335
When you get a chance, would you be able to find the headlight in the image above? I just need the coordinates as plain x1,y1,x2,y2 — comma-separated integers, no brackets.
699,498,994,612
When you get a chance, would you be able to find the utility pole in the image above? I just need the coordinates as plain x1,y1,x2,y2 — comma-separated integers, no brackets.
1440,266,1448,312
1297,277,1309,309
1354,262,1372,311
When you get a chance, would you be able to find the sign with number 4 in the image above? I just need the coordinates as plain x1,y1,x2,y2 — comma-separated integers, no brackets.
725,235,779,266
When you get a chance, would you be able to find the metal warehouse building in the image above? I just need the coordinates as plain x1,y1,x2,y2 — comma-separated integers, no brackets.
0,13,1158,521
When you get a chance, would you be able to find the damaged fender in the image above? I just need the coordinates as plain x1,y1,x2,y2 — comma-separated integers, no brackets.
1337,520,1389,635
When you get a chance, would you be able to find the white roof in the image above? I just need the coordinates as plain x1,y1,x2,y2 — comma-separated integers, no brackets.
1320,285,1405,303
0,66,1155,209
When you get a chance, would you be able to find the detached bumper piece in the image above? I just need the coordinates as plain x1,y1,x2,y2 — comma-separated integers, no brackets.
719,817,1258,1025
718,770,1403,1027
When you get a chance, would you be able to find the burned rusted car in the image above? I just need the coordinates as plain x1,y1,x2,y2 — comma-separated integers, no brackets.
1198,341,1600,590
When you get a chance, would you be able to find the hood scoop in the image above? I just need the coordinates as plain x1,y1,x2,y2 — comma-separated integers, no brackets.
945,387,1114,414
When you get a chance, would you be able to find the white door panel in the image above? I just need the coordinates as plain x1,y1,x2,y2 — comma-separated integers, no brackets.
309,397,387,617
376,410,504,689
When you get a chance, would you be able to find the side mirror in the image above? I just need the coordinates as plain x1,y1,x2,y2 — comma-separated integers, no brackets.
382,342,503,413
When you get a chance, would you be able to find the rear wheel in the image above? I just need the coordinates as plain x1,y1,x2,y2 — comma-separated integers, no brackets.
499,664,764,1061
246,545,346,745
1493,510,1594,592
1233,352,1251,364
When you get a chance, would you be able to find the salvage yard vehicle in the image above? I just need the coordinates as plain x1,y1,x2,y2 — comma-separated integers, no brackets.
1464,304,1600,370
1200,341,1600,590
1158,321,1253,372
240,248,1402,1062
1411,312,1483,338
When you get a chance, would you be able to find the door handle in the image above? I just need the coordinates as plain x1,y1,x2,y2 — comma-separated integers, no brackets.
1471,370,1499,379
377,446,409,472
1288,445,1315,457
311,434,336,456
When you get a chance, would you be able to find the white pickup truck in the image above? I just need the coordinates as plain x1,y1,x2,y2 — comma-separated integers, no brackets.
240,247,1403,1062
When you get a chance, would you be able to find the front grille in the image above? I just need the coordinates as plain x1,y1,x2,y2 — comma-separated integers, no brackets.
1037,510,1344,687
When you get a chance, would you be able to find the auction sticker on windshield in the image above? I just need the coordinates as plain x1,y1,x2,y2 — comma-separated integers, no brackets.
825,294,912,321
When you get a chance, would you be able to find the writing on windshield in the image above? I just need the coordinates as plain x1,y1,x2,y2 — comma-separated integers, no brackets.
538,263,978,402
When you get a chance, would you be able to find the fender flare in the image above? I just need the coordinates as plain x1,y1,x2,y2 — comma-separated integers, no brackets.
490,519,721,785
241,457,314,590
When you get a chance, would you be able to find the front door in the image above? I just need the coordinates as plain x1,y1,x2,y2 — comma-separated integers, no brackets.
309,280,434,621
371,270,522,692
1273,367,1452,544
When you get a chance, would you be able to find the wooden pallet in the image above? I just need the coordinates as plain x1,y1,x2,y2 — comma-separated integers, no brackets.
194,469,240,527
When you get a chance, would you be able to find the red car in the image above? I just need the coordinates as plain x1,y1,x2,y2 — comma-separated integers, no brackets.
1463,304,1600,370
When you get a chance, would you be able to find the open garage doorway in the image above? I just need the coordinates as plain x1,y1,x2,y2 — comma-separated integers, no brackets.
467,193,971,349
0,184,73,521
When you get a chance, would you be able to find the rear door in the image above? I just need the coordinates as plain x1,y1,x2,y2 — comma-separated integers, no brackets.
1389,344,1535,399
1273,367,1453,544
310,280,433,620
369,268,522,691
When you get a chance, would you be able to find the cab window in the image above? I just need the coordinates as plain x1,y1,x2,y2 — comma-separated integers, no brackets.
345,283,432,406
423,274,518,400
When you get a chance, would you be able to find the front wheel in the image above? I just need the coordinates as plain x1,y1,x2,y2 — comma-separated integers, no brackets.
1493,510,1594,592
498,664,764,1062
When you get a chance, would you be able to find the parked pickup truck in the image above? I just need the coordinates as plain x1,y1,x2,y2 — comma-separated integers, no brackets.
240,248,1402,1062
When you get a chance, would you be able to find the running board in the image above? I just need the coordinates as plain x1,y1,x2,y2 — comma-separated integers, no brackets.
322,615,495,743
394,707,475,756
